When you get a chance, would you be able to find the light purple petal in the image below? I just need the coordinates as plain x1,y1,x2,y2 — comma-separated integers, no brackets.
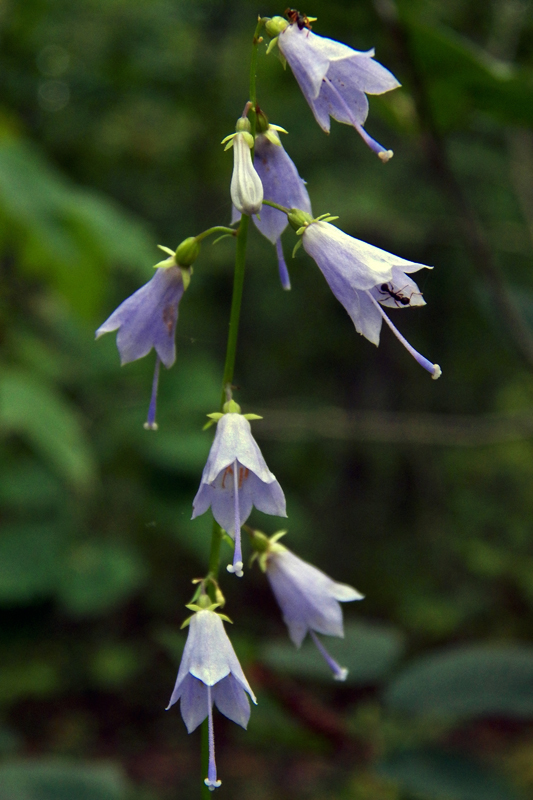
352,289,383,345
370,269,426,309
202,414,276,484
207,467,255,535
253,134,312,244
213,675,253,728
303,222,430,289
174,673,209,733
182,610,233,686
245,472,287,518
266,549,362,647
278,25,332,99
96,267,184,368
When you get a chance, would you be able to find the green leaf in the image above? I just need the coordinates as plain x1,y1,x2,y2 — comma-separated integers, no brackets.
261,621,405,685
385,644,533,718
0,368,96,491
58,541,147,616
0,523,65,603
402,15,533,130
0,759,128,800
378,748,521,800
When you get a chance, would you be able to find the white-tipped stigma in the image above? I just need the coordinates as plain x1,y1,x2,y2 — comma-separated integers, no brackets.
378,149,394,163
431,364,442,380
204,686,222,791
227,560,244,578
310,631,349,682
144,356,161,430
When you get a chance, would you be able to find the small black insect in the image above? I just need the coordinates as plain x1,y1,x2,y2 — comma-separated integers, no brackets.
379,283,411,306
285,8,313,30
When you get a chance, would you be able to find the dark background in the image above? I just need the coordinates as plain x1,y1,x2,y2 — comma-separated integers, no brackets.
1,0,533,798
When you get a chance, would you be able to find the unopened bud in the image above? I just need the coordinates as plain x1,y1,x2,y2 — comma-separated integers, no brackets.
175,236,200,267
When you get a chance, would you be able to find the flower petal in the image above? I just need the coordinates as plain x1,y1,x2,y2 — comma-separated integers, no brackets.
213,675,253,728
176,673,209,733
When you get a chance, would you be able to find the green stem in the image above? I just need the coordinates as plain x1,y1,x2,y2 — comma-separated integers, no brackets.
200,19,265,796
262,199,290,214
219,214,249,406
195,226,236,243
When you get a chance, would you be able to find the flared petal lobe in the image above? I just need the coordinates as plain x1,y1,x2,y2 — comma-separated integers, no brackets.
266,548,363,647
277,24,399,155
95,266,185,368
167,609,256,721
253,132,312,244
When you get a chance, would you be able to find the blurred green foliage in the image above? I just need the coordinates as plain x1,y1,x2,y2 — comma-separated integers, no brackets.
1,0,533,798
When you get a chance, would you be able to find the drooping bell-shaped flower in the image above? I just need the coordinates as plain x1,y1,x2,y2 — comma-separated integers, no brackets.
96,238,199,429
192,402,287,577
222,108,263,216
266,16,400,161
289,213,441,379
232,115,312,290
167,601,257,792
251,529,362,681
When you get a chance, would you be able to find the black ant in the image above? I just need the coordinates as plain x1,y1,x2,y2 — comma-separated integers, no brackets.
285,8,313,30
379,283,412,306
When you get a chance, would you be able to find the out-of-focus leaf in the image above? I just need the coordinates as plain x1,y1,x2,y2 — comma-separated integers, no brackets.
378,748,521,800
0,459,63,512
0,759,128,800
261,621,406,685
385,644,533,718
0,523,65,603
402,14,533,130
0,658,61,704
0,368,96,490
58,541,147,616
0,135,154,317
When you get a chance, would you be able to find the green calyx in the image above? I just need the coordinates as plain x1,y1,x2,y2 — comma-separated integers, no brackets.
222,399,241,414
248,528,288,572
255,107,269,134
265,16,288,38
287,208,314,232
236,116,252,133
181,596,232,628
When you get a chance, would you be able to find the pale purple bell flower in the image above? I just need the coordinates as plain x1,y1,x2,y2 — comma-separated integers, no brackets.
276,21,400,161
265,540,363,681
301,220,442,379
167,606,257,792
192,411,287,577
96,265,187,428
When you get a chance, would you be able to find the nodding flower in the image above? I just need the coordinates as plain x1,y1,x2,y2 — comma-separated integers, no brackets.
252,529,363,681
95,263,190,429
167,602,257,792
294,217,441,379
232,122,312,290
192,405,287,577
269,17,400,161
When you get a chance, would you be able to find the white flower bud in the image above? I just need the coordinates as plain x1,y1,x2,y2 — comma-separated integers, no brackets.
230,132,263,216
